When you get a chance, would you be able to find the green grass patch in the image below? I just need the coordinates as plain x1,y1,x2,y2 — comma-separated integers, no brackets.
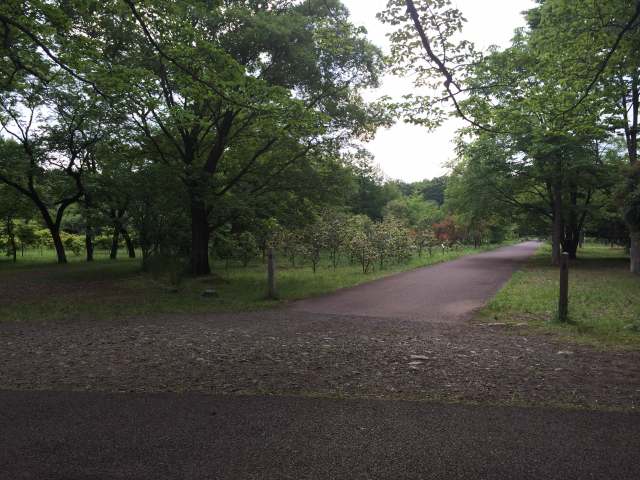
482,244,640,348
1,243,510,322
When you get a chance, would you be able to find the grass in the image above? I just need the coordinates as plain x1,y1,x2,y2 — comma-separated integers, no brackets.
0,243,511,322
481,243,640,348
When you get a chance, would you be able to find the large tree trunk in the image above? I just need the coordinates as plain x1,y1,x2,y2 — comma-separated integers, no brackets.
122,230,136,258
564,237,579,260
190,199,211,275
35,203,67,264
631,231,640,274
141,245,152,271
50,227,67,264
110,226,120,260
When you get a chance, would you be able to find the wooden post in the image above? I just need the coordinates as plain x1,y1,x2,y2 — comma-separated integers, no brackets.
558,252,569,322
267,247,277,299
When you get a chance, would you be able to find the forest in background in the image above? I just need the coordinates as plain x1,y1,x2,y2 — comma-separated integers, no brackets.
0,0,638,284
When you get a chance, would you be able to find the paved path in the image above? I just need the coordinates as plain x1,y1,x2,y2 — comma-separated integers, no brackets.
1,391,639,480
291,242,540,321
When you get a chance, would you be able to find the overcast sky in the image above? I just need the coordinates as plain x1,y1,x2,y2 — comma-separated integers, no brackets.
341,0,535,182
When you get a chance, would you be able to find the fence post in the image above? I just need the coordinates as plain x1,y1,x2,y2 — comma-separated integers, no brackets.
267,247,277,300
558,252,569,322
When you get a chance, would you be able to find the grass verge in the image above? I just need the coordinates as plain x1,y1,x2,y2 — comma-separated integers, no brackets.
481,244,640,348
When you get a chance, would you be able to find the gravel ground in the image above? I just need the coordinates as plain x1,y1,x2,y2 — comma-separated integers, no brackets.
1,311,639,410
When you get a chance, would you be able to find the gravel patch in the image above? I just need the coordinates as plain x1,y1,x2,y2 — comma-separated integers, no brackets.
1,311,639,410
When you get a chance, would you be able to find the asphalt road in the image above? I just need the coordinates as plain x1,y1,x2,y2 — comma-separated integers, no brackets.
290,242,541,321
1,391,639,480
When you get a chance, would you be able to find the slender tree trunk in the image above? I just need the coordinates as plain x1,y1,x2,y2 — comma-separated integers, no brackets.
564,238,579,260
122,230,136,258
6,218,17,262
110,226,120,260
190,199,211,276
85,229,94,262
267,247,277,299
623,75,638,272
141,247,151,271
551,215,562,265
84,196,94,262
551,173,563,266
631,231,640,274
563,188,581,260
36,204,67,264
51,227,67,264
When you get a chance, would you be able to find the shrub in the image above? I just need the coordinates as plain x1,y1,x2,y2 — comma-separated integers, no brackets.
61,232,84,256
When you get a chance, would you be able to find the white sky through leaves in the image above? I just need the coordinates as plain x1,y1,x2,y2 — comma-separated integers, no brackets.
342,0,536,182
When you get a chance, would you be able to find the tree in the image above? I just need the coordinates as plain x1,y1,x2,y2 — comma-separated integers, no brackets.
383,0,614,263
413,218,437,257
526,0,640,271
103,0,386,275
370,216,411,269
127,163,191,269
383,193,442,227
349,152,401,220
381,0,640,270
0,185,32,261
2,0,387,274
321,209,349,269
433,216,459,247
14,220,39,256
0,73,106,263
276,229,304,267
347,215,376,273
301,217,327,273
415,176,448,206
232,232,259,267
